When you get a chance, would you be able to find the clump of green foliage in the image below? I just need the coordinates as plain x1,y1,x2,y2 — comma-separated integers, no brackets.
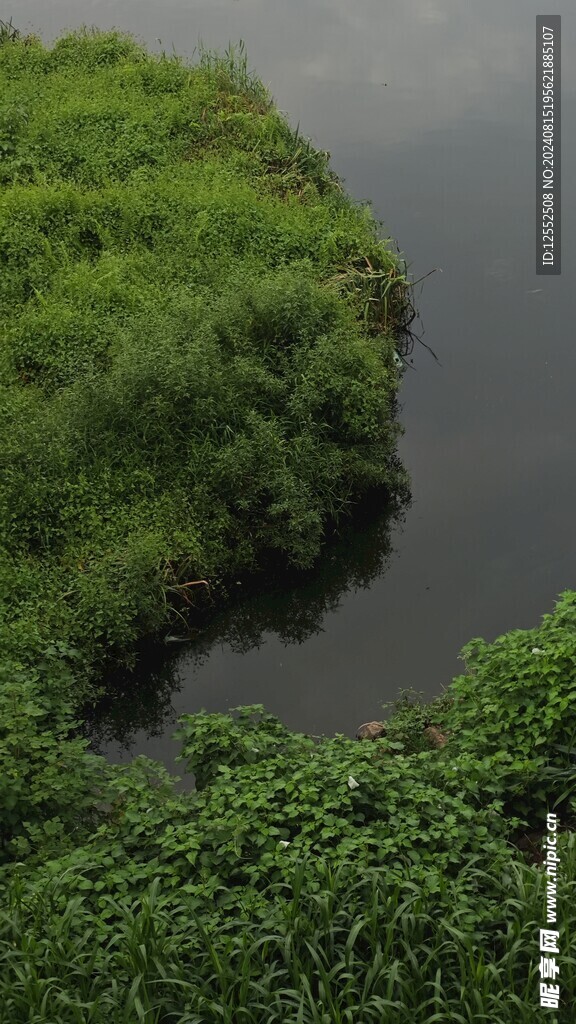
0,27,411,694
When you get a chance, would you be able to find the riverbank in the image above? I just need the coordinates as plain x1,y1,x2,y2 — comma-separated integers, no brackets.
0,26,412,702
1,593,575,1021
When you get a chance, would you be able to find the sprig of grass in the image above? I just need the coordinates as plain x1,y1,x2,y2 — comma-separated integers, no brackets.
0,19,20,44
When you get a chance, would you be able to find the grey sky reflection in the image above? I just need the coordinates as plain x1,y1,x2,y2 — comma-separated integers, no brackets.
8,1,576,149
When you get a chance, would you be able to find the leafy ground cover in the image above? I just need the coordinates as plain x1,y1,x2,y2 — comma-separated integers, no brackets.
1,597,575,1022
0,24,574,1023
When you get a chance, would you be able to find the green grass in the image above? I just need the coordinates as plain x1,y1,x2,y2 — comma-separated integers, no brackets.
1,843,574,1023
0,26,411,692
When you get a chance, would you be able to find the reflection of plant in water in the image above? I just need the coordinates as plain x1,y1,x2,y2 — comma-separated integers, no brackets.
82,641,187,751
213,486,408,654
85,486,409,749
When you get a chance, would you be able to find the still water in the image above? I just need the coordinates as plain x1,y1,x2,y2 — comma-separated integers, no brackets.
9,1,575,778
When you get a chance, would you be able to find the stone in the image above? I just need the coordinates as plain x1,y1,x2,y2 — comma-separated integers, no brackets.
356,721,386,741
423,725,447,748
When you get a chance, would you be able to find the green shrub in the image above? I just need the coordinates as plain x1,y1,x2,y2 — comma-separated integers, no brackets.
442,590,576,820
0,661,109,863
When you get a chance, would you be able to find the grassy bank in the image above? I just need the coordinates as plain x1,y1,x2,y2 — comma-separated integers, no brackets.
1,25,574,1023
1,597,575,1022
0,26,412,691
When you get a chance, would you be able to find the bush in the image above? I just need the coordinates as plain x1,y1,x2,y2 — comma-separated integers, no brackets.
0,660,109,863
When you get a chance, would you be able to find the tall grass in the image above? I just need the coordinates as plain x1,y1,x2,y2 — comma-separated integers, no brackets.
0,19,19,44
1,843,574,1023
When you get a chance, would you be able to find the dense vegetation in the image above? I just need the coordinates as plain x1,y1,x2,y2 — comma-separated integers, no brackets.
0,24,574,1023
1,601,575,1022
0,24,411,692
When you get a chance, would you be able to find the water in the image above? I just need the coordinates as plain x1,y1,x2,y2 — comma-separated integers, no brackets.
10,1,576,778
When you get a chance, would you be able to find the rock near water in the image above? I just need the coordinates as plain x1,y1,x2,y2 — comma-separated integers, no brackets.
355,721,448,747
355,721,386,741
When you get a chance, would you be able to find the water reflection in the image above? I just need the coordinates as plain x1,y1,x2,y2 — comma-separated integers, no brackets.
86,488,408,757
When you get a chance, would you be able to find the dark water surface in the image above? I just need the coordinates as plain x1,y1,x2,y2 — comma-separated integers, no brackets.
9,1,576,777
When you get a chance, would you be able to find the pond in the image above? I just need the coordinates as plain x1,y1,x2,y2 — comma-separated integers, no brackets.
9,0,575,780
